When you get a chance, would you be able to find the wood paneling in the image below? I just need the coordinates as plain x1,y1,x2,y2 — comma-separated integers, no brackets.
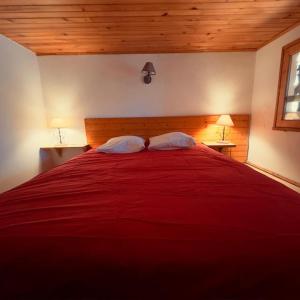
85,114,250,162
0,1,300,55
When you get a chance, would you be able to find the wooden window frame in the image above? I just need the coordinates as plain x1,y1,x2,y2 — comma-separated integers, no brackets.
273,38,300,131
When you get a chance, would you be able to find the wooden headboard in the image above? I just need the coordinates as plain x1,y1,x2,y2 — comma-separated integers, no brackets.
85,115,250,162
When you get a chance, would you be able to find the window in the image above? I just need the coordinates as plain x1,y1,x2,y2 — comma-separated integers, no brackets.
274,38,300,131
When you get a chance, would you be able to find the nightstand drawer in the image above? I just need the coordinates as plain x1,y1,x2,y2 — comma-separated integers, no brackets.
40,145,90,172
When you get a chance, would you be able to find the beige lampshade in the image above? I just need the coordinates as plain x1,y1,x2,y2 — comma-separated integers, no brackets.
216,114,234,127
49,118,68,128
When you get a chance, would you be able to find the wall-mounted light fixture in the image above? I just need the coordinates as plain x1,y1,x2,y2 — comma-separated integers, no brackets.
142,62,156,84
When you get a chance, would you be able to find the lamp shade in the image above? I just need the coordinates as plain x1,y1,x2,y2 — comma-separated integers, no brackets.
142,62,156,75
216,114,234,127
49,118,68,128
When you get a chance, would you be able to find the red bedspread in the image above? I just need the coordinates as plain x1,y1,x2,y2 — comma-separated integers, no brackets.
1,145,300,299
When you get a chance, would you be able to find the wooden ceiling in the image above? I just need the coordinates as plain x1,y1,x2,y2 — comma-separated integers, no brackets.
1,0,300,55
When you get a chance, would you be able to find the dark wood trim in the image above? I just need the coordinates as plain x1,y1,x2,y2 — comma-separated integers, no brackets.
247,161,300,188
273,37,300,131
272,126,300,132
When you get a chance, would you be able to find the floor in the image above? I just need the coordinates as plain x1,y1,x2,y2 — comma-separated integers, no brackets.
246,164,300,194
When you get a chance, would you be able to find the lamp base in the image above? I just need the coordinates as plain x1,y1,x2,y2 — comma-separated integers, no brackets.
217,140,230,144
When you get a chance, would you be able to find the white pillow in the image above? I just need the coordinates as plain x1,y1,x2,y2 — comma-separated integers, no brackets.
148,132,196,150
96,136,145,153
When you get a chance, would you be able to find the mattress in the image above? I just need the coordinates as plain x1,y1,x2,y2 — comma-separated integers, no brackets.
0,145,300,299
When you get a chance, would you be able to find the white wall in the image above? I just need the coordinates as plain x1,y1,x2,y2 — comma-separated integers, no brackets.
38,52,255,145
0,35,47,192
248,25,300,183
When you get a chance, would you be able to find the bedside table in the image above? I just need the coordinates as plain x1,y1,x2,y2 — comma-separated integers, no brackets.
40,145,90,172
201,141,236,157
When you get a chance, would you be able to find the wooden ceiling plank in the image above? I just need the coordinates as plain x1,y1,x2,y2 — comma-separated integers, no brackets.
0,1,300,12
3,27,287,37
0,0,282,5
7,31,276,39
0,15,298,27
1,13,299,24
0,7,300,18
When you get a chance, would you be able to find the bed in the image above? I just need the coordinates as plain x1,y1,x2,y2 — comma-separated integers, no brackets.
0,116,300,300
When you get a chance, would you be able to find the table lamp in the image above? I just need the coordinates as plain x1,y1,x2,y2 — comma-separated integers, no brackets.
50,118,68,145
216,114,234,144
